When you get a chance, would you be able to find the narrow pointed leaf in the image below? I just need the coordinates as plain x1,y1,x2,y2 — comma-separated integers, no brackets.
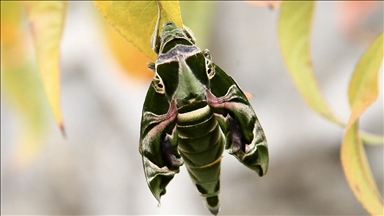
278,1,342,124
347,33,383,128
360,132,384,146
24,1,67,135
341,32,383,215
341,123,384,215
94,1,183,61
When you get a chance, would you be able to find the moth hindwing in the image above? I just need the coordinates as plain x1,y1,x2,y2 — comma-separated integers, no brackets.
139,11,268,216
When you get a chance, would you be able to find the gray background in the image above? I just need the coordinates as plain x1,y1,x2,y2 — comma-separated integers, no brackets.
2,1,383,215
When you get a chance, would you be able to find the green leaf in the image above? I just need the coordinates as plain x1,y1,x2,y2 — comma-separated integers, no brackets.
24,1,67,135
180,1,215,49
94,1,183,61
278,1,343,124
341,32,383,215
360,131,384,146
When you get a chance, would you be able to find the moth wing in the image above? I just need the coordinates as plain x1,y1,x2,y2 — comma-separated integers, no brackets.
139,84,181,202
208,64,269,176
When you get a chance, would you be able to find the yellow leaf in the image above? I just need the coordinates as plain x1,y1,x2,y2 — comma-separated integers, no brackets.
102,13,153,80
341,123,384,215
347,33,383,128
278,2,343,124
360,132,384,146
23,1,67,135
94,1,183,61
341,33,384,215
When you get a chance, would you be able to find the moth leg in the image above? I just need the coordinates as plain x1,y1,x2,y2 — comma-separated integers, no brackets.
147,62,156,72
227,115,244,154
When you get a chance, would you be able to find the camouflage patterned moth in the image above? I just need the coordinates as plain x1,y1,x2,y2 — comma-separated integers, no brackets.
139,8,269,216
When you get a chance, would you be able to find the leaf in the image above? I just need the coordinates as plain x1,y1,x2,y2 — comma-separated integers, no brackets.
278,1,343,124
1,1,48,170
341,32,383,215
179,1,215,49
94,1,183,61
3,63,49,171
102,13,153,80
1,1,22,48
360,132,384,146
341,123,384,215
24,1,67,135
347,33,383,128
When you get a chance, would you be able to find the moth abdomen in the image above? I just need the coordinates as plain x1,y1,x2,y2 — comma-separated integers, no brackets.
176,105,224,215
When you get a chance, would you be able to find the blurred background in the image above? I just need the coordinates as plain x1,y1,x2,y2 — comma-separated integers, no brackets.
1,1,383,215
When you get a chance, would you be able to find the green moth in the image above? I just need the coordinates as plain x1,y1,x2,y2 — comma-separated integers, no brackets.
139,9,268,216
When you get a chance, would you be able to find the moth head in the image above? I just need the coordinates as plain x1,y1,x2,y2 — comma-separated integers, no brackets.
152,50,217,112
158,22,195,54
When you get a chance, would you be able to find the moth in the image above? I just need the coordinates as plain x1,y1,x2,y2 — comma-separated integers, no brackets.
139,9,269,216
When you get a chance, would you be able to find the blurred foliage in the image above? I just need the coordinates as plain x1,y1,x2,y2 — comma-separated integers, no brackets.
341,33,383,215
337,1,382,41
1,1,48,170
276,1,383,215
278,1,343,125
179,1,215,49
24,1,67,134
1,0,383,214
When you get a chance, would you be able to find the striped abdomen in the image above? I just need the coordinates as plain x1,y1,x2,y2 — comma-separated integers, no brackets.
176,104,224,215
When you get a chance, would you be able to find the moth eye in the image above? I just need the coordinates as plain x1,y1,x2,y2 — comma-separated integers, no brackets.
203,49,212,60
153,73,165,94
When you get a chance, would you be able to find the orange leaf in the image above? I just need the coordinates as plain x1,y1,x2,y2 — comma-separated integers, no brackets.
337,1,381,34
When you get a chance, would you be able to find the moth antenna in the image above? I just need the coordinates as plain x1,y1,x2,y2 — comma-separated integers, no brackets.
150,1,161,53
